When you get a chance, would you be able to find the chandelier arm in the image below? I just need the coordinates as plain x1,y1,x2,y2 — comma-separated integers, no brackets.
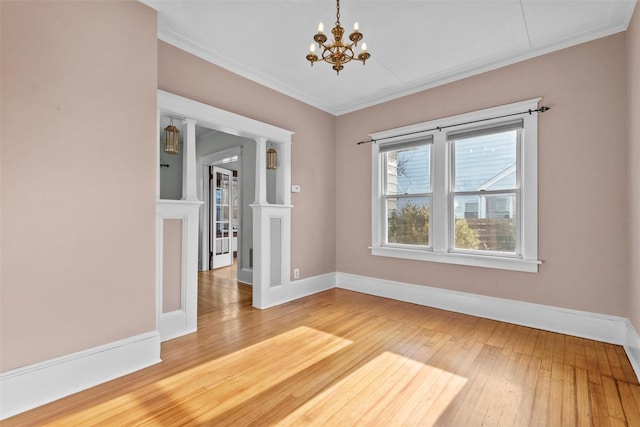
322,44,356,54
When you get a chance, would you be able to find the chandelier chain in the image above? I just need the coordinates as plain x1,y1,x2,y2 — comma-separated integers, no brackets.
336,0,340,26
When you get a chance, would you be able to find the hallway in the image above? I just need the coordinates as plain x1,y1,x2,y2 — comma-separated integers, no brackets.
197,261,251,318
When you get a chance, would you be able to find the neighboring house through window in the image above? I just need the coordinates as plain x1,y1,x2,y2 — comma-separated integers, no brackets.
370,99,541,272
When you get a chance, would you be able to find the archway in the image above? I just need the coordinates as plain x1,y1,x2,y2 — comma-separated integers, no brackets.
156,90,293,341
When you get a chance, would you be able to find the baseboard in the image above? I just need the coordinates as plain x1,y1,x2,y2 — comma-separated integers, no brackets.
237,267,253,286
336,272,628,346
159,310,196,342
289,272,337,302
625,320,640,381
0,331,161,420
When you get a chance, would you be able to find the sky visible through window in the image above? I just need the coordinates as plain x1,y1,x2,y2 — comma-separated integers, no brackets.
454,131,517,192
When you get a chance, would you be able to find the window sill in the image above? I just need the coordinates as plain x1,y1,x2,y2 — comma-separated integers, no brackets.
370,245,540,273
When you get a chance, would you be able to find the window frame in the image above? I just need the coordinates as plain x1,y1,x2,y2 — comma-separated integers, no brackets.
370,99,541,273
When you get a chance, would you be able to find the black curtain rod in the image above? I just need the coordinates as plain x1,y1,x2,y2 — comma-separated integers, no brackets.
356,106,550,145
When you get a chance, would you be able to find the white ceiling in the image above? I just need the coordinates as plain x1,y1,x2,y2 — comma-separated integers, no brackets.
142,0,637,116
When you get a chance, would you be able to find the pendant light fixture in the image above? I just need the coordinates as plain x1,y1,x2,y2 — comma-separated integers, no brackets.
164,118,180,154
267,148,278,170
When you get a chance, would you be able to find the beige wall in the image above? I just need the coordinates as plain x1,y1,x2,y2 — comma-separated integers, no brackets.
628,5,640,332
1,0,637,378
158,42,337,280
336,33,629,317
0,1,158,371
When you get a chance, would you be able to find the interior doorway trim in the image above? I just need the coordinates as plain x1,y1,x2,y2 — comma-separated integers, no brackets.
157,90,294,326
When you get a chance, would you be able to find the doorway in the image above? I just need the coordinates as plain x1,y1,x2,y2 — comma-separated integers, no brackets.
198,144,248,284
210,166,233,270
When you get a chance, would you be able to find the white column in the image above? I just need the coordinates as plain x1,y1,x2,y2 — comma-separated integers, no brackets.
181,119,198,201
278,141,292,206
254,137,268,204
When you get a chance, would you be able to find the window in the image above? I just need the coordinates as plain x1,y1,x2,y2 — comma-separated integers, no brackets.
371,99,541,272
381,138,432,247
450,121,520,254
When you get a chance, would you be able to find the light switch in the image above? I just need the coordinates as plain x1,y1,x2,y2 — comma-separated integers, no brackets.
291,185,301,193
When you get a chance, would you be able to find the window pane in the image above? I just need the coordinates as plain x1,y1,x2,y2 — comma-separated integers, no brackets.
387,196,430,246
453,194,516,252
386,144,430,195
454,130,517,192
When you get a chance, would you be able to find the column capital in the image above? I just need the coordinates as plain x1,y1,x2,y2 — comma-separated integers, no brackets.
181,118,197,126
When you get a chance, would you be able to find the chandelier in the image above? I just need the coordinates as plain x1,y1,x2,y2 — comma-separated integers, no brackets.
305,0,370,75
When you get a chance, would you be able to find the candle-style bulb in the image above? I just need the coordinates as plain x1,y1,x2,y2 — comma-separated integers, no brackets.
318,22,324,33
353,22,359,31
309,44,315,53
361,42,367,52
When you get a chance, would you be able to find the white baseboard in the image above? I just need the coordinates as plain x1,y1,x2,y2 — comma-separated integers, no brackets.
336,272,628,346
0,331,161,420
625,320,640,380
159,310,196,342
255,272,336,309
287,272,337,304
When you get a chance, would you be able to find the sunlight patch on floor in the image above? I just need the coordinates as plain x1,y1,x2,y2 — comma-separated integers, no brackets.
278,351,468,426
48,326,353,425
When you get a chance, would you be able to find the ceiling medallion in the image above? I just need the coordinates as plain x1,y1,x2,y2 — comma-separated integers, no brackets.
305,0,370,75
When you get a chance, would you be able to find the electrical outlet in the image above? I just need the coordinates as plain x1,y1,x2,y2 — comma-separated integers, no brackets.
293,268,300,279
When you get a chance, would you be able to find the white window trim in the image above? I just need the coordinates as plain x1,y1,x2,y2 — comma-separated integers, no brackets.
370,98,541,273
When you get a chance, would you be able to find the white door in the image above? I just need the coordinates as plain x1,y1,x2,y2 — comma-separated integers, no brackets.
211,166,233,269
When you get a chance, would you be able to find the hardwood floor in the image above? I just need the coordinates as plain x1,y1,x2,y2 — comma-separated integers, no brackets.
5,265,640,426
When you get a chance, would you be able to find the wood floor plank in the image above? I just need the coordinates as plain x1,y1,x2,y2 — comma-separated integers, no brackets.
605,344,627,381
563,335,577,367
3,264,639,426
513,355,542,427
593,341,614,378
561,362,577,425
601,375,625,421
575,367,593,427
585,339,605,385
492,351,524,426
532,369,555,427
617,380,640,426
548,361,564,426
615,344,640,384
460,345,507,426
574,337,589,371
589,381,612,427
